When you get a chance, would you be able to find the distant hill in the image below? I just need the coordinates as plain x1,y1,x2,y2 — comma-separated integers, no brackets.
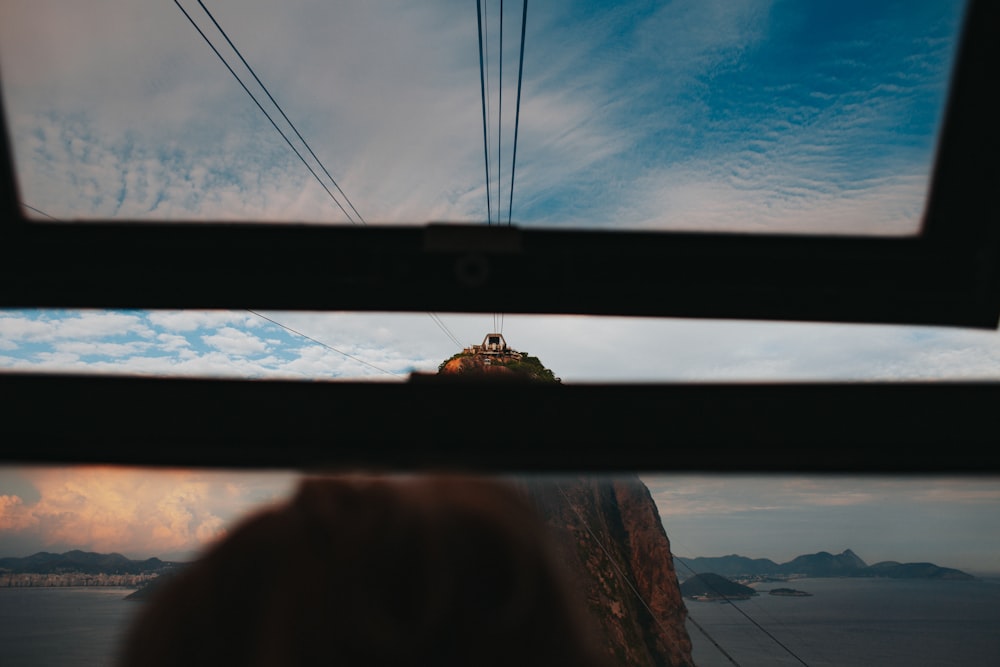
863,561,975,580
678,554,784,577
413,336,561,383
679,573,756,600
0,550,182,575
677,549,974,580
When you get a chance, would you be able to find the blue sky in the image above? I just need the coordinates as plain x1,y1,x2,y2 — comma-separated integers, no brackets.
1,1,998,576
4,309,1000,381
0,0,966,231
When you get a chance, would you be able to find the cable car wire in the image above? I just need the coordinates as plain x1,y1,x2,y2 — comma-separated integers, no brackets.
22,204,60,221
686,614,743,667
508,0,527,226
178,4,472,358
554,480,751,667
428,312,464,349
673,556,812,666
554,482,696,660
476,0,493,225
498,0,504,225
173,0,359,224
193,0,365,225
2,214,403,376
246,310,400,377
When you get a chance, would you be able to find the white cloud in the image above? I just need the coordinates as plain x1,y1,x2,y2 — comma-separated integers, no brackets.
156,333,192,352
0,466,300,560
3,0,959,232
200,327,269,355
53,341,151,358
147,311,254,332
0,316,53,342
0,311,148,343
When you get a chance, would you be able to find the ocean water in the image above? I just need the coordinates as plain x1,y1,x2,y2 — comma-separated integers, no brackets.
686,577,1000,667
0,587,140,667
2,578,999,666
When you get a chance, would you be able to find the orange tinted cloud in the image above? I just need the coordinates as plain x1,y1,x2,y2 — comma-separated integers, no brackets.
0,493,38,531
0,466,298,558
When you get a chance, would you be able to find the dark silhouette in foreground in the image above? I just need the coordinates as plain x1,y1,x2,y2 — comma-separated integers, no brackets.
117,473,609,667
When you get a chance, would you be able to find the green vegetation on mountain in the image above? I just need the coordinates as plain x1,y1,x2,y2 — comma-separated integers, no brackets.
437,348,560,382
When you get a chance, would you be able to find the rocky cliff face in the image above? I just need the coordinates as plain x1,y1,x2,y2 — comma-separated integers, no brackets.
439,354,523,378
518,476,694,667
434,345,693,666
436,350,560,383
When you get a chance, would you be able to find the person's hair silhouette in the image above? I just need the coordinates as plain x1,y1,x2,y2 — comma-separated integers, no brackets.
118,473,608,667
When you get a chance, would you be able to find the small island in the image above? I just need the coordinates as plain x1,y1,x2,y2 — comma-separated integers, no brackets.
768,587,812,597
680,572,757,601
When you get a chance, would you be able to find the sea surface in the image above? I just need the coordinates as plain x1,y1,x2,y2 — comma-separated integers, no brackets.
1,578,999,666
0,587,139,667
686,576,1000,667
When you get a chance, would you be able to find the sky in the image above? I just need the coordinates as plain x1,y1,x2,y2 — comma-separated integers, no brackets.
2,0,994,383
645,474,1000,576
0,0,966,231
2,468,998,576
2,1,998,576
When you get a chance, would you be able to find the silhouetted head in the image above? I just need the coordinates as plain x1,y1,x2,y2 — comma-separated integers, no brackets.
118,473,607,667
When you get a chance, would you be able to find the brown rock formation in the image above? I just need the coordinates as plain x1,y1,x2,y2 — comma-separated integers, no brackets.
517,476,694,667
430,343,693,665
440,354,522,378
433,343,560,383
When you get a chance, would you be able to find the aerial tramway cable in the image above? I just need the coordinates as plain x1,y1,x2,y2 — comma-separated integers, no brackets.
246,310,400,377
193,0,365,224
428,312,464,349
552,483,706,662
177,5,468,361
672,554,812,666
508,0,527,226
476,0,493,226
554,482,745,666
498,0,504,226
173,0,359,224
478,1,527,335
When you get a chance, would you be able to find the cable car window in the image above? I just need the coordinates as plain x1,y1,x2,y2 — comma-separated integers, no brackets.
3,309,1000,382
0,0,967,235
1,467,997,665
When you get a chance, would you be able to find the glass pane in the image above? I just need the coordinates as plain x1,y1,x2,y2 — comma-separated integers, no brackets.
0,1,966,234
1,468,997,665
3,309,1000,381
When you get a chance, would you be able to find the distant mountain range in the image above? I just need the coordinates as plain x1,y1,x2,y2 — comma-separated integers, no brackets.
1,548,974,583
0,550,182,575
677,549,974,581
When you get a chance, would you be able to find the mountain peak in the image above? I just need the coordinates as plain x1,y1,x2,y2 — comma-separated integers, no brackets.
414,334,561,383
839,549,868,568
